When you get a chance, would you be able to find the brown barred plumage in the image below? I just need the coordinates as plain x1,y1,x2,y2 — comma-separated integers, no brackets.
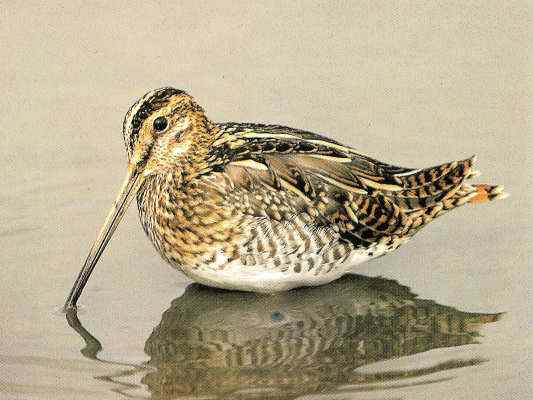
65,87,508,306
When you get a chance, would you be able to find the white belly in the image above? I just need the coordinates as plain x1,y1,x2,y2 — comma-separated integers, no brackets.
180,246,387,293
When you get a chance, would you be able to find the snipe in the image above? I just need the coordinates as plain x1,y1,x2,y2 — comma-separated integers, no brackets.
65,87,507,308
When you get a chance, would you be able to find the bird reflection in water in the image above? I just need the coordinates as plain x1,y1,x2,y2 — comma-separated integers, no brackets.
66,275,501,399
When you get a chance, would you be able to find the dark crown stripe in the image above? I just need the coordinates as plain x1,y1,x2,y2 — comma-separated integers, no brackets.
127,87,186,153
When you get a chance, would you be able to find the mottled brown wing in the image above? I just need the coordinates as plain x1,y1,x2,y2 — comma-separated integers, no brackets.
223,154,401,251
213,123,479,250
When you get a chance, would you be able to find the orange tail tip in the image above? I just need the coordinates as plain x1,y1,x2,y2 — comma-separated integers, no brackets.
468,184,509,204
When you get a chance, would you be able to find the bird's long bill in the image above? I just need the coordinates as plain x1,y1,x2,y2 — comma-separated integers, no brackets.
64,167,141,310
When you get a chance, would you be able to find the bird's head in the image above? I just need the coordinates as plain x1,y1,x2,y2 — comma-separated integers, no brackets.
123,87,212,176
65,87,213,309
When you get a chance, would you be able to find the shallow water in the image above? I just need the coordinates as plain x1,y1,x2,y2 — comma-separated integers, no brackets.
1,2,531,399
65,276,504,399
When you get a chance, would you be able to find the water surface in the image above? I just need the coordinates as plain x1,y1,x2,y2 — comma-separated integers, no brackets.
67,275,503,399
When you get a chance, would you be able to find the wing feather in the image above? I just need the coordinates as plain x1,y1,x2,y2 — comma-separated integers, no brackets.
212,123,477,249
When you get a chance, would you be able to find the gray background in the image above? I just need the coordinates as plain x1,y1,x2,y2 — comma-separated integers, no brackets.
1,2,531,399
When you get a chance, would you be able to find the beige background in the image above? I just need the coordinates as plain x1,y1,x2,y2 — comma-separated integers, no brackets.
1,1,531,399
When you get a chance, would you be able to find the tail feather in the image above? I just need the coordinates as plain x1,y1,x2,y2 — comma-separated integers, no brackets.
388,157,476,211
399,157,508,236
393,158,469,189
467,184,509,203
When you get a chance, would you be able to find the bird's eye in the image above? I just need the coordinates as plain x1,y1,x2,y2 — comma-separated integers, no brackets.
153,116,168,132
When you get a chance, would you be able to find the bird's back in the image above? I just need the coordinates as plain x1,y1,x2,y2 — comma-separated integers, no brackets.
137,122,506,292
